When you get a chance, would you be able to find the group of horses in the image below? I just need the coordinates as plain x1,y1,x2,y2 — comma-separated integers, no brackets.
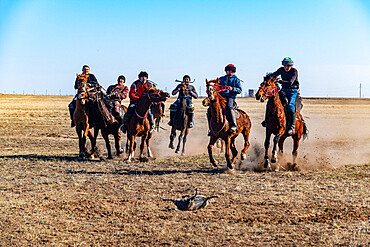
72,74,307,172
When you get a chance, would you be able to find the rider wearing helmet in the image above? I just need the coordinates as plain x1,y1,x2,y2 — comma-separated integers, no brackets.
168,75,198,128
106,75,129,126
120,71,156,133
215,64,242,133
267,57,299,135
68,65,100,127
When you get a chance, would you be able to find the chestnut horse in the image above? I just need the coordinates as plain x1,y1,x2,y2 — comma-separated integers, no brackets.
126,89,170,162
255,77,308,170
150,102,165,131
203,79,252,172
73,74,98,159
168,86,190,155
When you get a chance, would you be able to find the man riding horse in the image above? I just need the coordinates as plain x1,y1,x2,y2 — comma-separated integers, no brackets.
69,65,100,127
263,57,299,135
168,75,198,128
121,71,156,133
106,75,129,127
207,64,242,134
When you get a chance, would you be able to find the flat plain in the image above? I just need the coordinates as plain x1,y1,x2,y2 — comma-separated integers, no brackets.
0,94,369,246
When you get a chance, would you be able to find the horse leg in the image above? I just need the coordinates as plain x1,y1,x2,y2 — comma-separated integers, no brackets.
224,138,233,169
264,131,272,168
175,130,184,154
139,135,147,160
271,133,280,163
127,135,135,162
115,131,123,157
76,127,85,159
87,129,96,159
241,129,250,160
181,127,189,156
169,127,176,149
102,131,113,159
146,136,153,158
207,136,218,167
292,134,300,166
230,137,238,165
278,135,288,155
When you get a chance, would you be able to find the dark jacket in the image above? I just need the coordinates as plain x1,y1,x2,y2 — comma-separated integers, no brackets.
270,67,299,89
107,84,129,102
74,74,99,89
219,75,242,99
172,84,198,99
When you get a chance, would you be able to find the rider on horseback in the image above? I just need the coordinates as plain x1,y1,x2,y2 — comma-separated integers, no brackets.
266,57,299,135
68,65,100,127
121,71,156,133
168,75,198,128
106,75,129,126
208,64,242,133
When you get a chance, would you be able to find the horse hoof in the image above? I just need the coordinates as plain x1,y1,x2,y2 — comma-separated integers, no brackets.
271,158,277,163
241,153,247,160
175,150,179,154
211,161,218,167
169,144,175,149
107,156,113,160
181,152,185,156
224,167,236,175
264,160,269,168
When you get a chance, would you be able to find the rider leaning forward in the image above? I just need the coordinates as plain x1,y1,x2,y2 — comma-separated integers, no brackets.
208,64,242,133
168,75,198,128
121,71,156,133
68,65,100,127
106,75,129,126
266,57,299,135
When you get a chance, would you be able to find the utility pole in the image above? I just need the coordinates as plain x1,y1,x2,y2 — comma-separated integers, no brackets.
359,83,362,98
199,86,202,97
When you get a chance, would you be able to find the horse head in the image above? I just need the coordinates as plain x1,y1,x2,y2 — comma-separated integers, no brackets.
205,78,220,101
143,88,170,103
256,77,278,102
76,74,89,92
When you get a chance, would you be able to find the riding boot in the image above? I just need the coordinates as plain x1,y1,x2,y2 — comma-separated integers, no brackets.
287,111,296,135
261,120,266,127
228,109,237,133
148,114,155,133
188,112,194,128
120,115,130,134
69,107,75,127
168,111,175,126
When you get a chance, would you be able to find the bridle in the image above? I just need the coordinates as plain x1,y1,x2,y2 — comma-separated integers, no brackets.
134,90,165,119
258,83,278,98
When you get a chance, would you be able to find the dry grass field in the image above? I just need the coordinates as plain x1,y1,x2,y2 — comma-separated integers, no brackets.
0,94,369,246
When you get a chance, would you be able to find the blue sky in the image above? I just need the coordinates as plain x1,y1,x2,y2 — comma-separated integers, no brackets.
0,0,369,97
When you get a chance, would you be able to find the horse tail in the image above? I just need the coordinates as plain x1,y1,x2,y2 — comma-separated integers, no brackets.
302,121,308,141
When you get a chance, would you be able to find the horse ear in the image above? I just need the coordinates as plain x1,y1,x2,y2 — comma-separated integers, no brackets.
216,78,220,84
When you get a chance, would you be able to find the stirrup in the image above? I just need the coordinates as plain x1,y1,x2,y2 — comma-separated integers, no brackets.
261,121,266,127
189,121,194,128
71,120,75,128
168,121,172,126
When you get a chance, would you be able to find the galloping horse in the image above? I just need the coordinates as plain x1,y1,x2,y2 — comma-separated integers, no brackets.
255,77,308,169
73,74,98,159
88,93,128,159
150,102,165,131
168,86,190,155
204,78,252,172
126,89,170,162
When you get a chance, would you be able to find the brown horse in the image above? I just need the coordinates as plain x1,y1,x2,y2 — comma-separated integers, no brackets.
150,102,165,131
73,74,98,159
126,89,170,162
168,87,191,155
255,77,308,170
204,78,252,172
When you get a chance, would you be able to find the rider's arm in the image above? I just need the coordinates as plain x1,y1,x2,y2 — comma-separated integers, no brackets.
120,86,129,99
74,77,79,89
129,83,140,101
172,84,181,95
189,85,198,99
281,69,298,88
231,78,242,95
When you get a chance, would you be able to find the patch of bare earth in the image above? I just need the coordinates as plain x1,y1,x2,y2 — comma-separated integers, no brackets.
0,95,369,246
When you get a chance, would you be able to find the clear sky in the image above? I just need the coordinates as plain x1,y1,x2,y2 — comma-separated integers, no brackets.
0,0,369,97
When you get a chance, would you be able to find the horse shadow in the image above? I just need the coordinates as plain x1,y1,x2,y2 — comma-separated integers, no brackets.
66,168,225,176
0,154,99,163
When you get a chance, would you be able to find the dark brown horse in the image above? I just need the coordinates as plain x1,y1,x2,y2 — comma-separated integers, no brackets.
168,87,190,155
204,78,252,172
255,77,308,170
73,74,98,159
126,89,170,162
150,102,165,131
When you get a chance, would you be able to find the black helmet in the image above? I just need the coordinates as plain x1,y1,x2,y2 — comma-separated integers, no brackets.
117,75,126,82
183,75,191,82
225,64,236,73
138,71,148,78
282,57,294,66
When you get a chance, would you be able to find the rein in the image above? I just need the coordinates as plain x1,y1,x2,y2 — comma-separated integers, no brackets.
209,108,227,136
259,85,278,97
